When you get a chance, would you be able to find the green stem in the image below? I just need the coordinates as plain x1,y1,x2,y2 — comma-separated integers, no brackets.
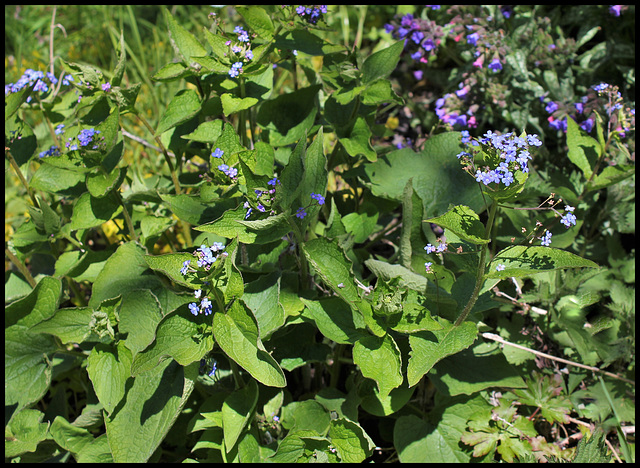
112,190,138,242
132,112,192,247
455,200,497,326
329,344,345,389
286,216,309,289
5,248,37,288
6,150,38,207
229,360,245,390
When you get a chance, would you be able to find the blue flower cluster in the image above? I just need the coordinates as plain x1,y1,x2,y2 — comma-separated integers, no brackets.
39,145,61,159
78,128,101,148
243,177,280,219
295,192,326,219
179,243,227,317
226,26,254,78
5,69,74,102
295,5,328,24
424,241,448,254
383,13,445,79
544,82,634,138
210,147,238,179
458,130,542,188
560,205,577,228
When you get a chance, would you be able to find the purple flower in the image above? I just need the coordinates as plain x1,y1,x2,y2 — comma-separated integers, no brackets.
545,101,559,114
467,33,480,46
488,58,502,72
580,118,594,133
102,82,111,92
310,193,325,205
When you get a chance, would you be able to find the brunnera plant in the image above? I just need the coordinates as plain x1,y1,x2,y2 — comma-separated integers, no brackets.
5,5,634,463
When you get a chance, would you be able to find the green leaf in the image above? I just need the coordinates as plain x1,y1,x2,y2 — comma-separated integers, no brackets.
163,7,207,64
328,419,375,463
301,127,328,203
425,205,489,245
159,192,230,226
105,359,195,462
131,308,214,375
274,29,346,56
145,252,203,290
86,342,133,414
5,326,57,414
361,78,403,106
212,300,286,387
86,167,126,198
30,163,85,194
156,89,201,136
429,345,526,396
256,85,320,146
5,82,34,121
407,318,477,387
353,334,403,398
38,196,61,235
181,119,223,143
242,271,285,340
566,117,601,180
111,30,127,87
275,135,306,209
220,93,259,117
302,237,379,331
486,246,599,279
69,192,122,231
361,41,404,84
512,372,572,424
364,132,484,218
359,379,415,417
338,116,377,162
587,164,635,192
5,275,63,328
222,380,259,452
89,242,163,308
341,210,378,244
6,115,37,165
236,6,275,41
118,289,165,356
300,297,366,344
573,431,612,463
196,206,292,244
4,409,49,458
29,307,94,344
152,62,190,82
394,394,487,464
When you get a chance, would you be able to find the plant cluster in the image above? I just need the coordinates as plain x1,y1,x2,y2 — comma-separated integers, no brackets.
4,4,635,463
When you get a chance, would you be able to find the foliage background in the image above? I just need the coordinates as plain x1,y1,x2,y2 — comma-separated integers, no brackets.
5,5,635,463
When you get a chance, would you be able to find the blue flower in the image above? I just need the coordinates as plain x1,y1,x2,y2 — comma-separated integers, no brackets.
310,193,325,205
180,260,191,275
211,148,224,158
488,59,502,72
295,207,307,219
201,297,213,315
467,32,480,46
540,231,552,246
189,302,199,316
